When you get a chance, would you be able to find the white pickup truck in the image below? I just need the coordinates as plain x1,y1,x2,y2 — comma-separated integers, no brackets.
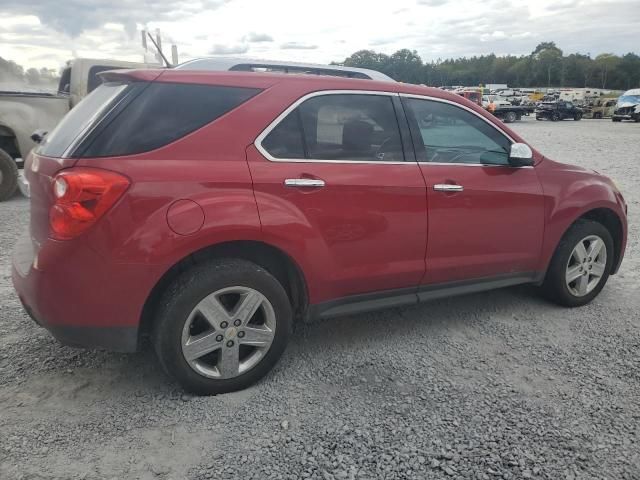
0,58,155,201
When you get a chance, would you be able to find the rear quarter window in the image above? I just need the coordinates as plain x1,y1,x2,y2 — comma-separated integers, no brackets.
78,83,261,158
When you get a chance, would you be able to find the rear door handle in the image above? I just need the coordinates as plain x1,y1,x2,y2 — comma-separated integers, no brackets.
284,178,325,188
433,184,464,192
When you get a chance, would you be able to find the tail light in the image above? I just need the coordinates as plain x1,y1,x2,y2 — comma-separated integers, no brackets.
49,168,130,240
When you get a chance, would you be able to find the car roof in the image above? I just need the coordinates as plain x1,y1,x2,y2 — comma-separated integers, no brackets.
174,57,394,82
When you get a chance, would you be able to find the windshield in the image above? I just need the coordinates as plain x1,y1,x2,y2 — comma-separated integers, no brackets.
617,95,640,107
38,82,128,158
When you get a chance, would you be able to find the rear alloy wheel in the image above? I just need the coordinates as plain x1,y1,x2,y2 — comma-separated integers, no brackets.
181,286,276,380
574,113,582,121
551,112,560,122
154,259,292,394
542,220,613,307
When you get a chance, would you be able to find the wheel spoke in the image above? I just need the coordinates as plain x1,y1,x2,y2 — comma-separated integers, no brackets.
566,265,583,283
234,291,263,325
575,274,589,295
591,262,606,277
572,241,587,262
183,332,223,361
239,326,274,347
218,343,240,378
197,295,231,329
587,238,604,260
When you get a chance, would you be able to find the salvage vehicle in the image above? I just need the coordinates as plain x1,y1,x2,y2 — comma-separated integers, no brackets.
0,58,153,201
13,70,627,394
612,89,640,122
584,97,617,119
535,101,583,121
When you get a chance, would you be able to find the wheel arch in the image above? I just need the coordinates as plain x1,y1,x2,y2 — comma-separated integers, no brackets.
0,124,21,159
546,207,624,278
577,208,624,274
138,240,309,342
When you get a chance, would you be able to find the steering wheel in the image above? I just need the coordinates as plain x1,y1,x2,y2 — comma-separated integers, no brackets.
375,137,402,161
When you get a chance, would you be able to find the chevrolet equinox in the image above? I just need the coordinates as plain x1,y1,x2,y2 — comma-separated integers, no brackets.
12,69,628,394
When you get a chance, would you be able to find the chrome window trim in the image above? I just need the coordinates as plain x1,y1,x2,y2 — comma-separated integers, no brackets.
419,162,533,169
254,90,412,165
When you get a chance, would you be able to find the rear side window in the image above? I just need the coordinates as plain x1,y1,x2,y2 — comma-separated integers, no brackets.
38,82,128,158
79,83,261,158
261,111,305,159
261,94,405,162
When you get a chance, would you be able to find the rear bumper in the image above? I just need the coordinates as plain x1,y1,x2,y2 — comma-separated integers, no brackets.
18,294,137,351
11,230,156,353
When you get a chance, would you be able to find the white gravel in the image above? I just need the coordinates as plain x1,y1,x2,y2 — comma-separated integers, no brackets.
1,117,639,480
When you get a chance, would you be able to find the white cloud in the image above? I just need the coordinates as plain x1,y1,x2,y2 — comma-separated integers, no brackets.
280,42,318,50
210,43,249,54
0,0,639,70
243,32,273,43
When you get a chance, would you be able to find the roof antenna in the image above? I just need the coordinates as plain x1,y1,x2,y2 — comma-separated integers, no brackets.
145,30,172,68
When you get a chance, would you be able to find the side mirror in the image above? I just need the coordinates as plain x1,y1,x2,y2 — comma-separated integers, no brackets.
30,129,48,144
509,143,534,167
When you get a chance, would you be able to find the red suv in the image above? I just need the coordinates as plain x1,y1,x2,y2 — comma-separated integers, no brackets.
12,69,627,394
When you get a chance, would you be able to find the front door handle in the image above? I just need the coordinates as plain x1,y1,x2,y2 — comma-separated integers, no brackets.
284,178,326,188
433,183,464,192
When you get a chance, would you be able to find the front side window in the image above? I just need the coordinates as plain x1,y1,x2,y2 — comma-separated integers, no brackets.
403,98,511,165
261,94,405,162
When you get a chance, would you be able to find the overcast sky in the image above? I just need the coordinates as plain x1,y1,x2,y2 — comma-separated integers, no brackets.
1,0,639,70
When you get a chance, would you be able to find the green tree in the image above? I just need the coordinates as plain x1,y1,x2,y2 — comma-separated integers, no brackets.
532,42,563,87
595,53,621,88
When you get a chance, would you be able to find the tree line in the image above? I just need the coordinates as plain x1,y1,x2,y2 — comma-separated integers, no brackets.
0,57,59,90
341,42,640,91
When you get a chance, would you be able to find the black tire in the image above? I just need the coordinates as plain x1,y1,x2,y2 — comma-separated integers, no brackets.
0,148,18,202
594,112,602,119
612,118,621,122
542,220,614,308
574,113,582,121
504,111,517,123
536,116,543,121
153,259,293,395
551,112,560,122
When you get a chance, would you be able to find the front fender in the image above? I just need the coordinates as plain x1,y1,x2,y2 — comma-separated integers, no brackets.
537,162,627,274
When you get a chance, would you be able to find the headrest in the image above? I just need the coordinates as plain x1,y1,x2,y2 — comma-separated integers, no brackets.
342,119,373,153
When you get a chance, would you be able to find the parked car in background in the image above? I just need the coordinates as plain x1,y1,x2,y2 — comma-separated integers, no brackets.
536,101,583,121
13,70,627,394
612,89,640,122
0,58,155,201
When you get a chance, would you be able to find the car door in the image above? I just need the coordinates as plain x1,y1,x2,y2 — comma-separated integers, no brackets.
247,91,428,304
401,95,545,285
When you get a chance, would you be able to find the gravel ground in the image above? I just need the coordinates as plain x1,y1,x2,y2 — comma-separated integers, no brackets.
0,117,638,480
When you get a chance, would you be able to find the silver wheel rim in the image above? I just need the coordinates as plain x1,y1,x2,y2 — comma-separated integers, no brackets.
181,286,276,379
565,235,607,297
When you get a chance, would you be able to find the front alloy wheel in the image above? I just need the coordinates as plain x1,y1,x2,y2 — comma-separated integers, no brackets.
542,219,614,307
565,235,607,297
